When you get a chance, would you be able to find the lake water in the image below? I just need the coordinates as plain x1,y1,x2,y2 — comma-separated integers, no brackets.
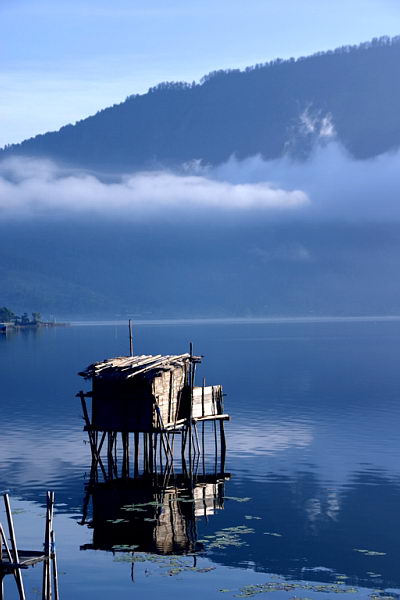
1,319,400,600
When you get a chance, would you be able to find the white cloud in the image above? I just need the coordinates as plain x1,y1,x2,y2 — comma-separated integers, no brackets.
0,157,308,220
297,107,336,139
2,140,400,222
212,142,400,221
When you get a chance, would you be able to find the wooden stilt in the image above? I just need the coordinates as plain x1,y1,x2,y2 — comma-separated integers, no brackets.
113,433,118,478
148,433,153,472
220,421,226,473
134,432,139,478
3,494,25,600
0,523,13,565
153,434,158,474
0,522,16,595
160,433,164,473
42,491,54,600
128,320,134,356
202,422,205,475
50,530,59,600
213,419,218,475
122,432,129,478
143,433,148,473
79,393,107,480
107,432,114,479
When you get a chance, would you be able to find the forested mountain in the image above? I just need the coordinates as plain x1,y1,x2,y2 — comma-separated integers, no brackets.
2,219,400,318
2,36,400,169
2,36,400,318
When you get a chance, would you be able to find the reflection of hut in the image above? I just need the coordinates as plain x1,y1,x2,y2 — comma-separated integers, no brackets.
79,354,227,433
81,475,228,555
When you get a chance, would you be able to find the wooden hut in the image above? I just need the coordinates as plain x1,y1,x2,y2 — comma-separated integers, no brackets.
78,353,227,433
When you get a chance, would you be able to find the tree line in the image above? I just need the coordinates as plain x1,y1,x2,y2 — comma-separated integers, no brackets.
0,306,42,325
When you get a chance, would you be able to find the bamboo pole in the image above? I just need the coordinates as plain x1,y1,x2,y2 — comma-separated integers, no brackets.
128,320,134,357
122,432,129,478
3,494,25,600
143,433,148,473
50,530,59,600
134,432,139,478
79,393,108,480
0,521,17,597
42,491,53,600
153,433,158,474
113,433,118,478
220,421,226,473
148,433,153,473
0,523,13,565
188,343,194,476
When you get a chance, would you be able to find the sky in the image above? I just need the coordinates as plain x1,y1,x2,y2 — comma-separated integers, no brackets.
1,0,400,148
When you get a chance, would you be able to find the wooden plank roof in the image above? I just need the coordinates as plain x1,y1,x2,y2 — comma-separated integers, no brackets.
79,353,201,380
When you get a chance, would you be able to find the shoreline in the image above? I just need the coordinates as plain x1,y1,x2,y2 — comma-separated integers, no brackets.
0,322,68,334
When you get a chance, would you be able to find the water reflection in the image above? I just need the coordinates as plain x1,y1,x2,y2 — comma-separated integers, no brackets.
1,320,400,598
81,474,228,556
205,469,400,590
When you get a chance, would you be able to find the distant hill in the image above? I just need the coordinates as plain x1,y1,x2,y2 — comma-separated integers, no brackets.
2,35,400,169
2,219,400,319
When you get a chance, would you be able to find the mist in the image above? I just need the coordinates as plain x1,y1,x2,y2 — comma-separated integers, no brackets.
0,156,307,221
1,141,400,222
1,141,400,317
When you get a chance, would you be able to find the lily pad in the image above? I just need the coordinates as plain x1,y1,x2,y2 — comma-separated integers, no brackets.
224,496,251,503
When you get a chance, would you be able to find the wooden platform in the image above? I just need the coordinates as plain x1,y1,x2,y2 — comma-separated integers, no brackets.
0,550,46,573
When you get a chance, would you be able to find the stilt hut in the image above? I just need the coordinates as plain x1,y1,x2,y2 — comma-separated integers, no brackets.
78,353,228,433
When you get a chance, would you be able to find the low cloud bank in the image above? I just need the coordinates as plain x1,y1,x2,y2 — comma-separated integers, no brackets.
0,157,307,220
212,142,400,221
1,141,400,220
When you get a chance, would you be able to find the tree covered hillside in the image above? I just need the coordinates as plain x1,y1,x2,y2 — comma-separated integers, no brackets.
2,36,400,169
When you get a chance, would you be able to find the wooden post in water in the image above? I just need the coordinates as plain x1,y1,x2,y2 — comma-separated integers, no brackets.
134,432,139,478
50,530,59,600
42,491,54,600
3,494,25,600
218,389,226,473
0,522,15,598
188,342,193,475
122,432,129,478
201,377,206,475
143,433,148,473
148,433,153,473
128,320,134,357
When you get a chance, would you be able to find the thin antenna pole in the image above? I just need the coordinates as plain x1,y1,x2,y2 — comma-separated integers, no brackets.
129,320,134,356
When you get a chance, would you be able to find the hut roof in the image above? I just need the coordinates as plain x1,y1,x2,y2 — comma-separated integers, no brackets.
79,353,201,381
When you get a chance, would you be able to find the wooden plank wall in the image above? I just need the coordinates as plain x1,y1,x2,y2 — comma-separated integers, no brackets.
192,385,222,419
153,366,186,426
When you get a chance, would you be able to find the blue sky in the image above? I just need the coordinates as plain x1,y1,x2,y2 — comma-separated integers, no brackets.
1,0,400,148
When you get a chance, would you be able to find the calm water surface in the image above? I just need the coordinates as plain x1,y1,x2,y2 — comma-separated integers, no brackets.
1,319,400,599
